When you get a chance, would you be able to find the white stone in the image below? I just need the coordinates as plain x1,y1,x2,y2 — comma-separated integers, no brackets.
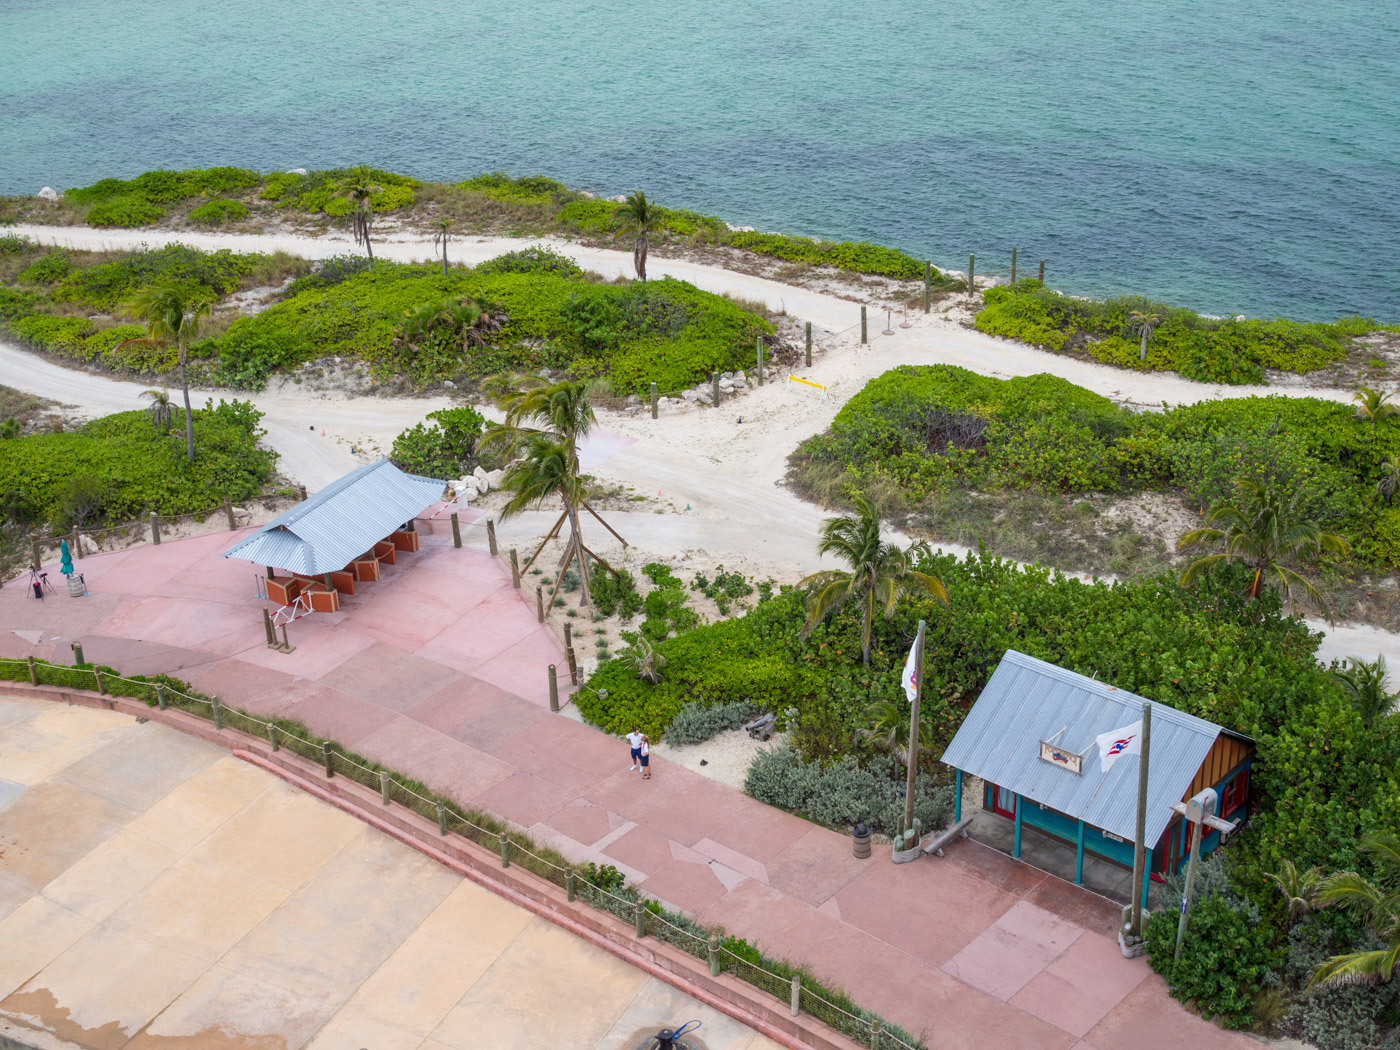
698,391,714,405
289,168,308,175
579,191,595,200
486,469,505,486
473,465,488,480
442,379,455,389
608,194,627,203
682,389,698,402
37,186,60,201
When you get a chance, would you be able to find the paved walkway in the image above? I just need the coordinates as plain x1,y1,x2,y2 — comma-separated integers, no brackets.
2,524,1252,1050
0,695,777,1050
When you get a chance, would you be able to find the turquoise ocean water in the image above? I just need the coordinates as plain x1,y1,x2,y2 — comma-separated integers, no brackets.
1,0,1397,320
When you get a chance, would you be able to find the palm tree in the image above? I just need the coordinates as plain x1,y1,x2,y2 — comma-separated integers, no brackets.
140,387,175,434
856,698,934,775
1267,858,1324,924
615,190,664,281
122,284,212,462
441,296,507,350
1308,832,1400,988
337,166,381,260
1128,310,1161,362
433,217,454,277
498,433,597,608
622,636,665,684
1377,455,1400,506
797,494,950,666
1330,656,1397,729
392,302,444,353
1354,386,1398,441
1177,477,1349,615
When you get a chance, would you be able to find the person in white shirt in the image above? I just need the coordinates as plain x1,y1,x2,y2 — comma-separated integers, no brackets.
626,729,644,771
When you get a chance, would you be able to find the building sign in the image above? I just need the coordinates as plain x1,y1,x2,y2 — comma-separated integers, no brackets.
1039,740,1083,774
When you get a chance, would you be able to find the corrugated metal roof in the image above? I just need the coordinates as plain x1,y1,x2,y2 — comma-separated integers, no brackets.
223,460,445,575
940,650,1232,844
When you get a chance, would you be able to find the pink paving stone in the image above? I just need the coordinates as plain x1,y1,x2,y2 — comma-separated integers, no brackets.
471,770,578,829
354,716,515,802
496,715,626,779
335,598,458,653
691,838,769,885
602,826,677,875
406,676,521,734
1010,932,1151,1038
316,642,462,711
835,854,1021,968
1026,872,1124,936
765,827,871,906
67,635,216,679
233,618,377,679
543,802,614,847
584,764,732,846
816,896,841,920
701,800,810,864
1085,973,1253,1050
940,901,1085,1002
273,681,401,747
465,630,566,706
187,659,299,716
640,858,729,913
414,597,550,675
94,594,263,656
699,879,817,949
448,698,548,753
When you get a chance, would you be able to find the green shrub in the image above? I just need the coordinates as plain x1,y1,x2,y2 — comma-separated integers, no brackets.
389,406,485,478
0,234,33,256
188,199,249,225
460,172,567,204
52,243,258,309
664,700,767,745
8,315,95,357
263,168,419,214
475,245,583,279
0,288,43,320
1146,898,1282,1028
86,195,166,228
727,231,928,279
589,564,642,619
17,252,73,284
1283,914,1400,1050
67,167,262,208
555,199,622,234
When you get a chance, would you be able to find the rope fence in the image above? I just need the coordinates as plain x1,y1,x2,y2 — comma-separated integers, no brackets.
0,655,925,1050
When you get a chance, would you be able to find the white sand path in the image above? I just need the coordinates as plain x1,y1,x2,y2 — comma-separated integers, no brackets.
0,224,1383,666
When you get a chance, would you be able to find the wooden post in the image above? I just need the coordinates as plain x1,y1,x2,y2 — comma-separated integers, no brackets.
72,527,81,559
869,1018,881,1049
536,585,545,623
211,695,223,730
436,802,448,835
566,870,577,902
548,665,559,712
94,668,106,695
860,306,868,344
790,974,801,1017
1175,811,1207,960
650,382,658,419
1038,259,1045,283
25,655,38,685
223,497,236,530
486,518,497,555
268,724,279,750
279,623,292,652
322,573,333,593
262,608,276,646
566,646,578,685
756,337,763,385
296,484,307,501
1130,702,1153,937
156,683,167,711
967,253,976,295
30,539,40,570
634,900,646,938
923,260,931,312
500,834,511,868
902,619,926,841
322,741,334,779
708,932,721,976
450,512,462,548
150,512,161,545
563,622,572,648
71,641,85,666
379,770,390,805
509,549,521,588
711,371,720,406
1011,245,1018,284
804,321,812,366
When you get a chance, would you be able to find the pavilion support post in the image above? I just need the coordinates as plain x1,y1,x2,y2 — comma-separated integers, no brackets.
954,769,962,822
1130,702,1153,937
1076,820,1086,884
1013,795,1023,858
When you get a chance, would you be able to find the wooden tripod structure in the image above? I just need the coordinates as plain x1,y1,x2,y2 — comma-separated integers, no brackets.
523,500,628,613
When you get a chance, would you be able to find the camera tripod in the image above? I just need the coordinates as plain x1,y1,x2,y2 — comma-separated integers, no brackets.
29,569,54,600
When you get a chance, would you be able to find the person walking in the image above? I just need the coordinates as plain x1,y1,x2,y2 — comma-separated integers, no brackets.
626,728,644,771
640,734,652,780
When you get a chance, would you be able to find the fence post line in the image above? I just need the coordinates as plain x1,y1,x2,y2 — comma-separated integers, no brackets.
650,382,658,419
224,497,236,530
860,306,868,344
923,261,932,312
548,665,559,712
1011,245,1018,284
71,641,85,666
94,668,107,695
486,518,497,555
279,623,291,651
1039,258,1045,283
211,695,222,729
566,646,578,686
563,622,571,649
967,253,976,295
27,655,37,685
450,512,462,548
869,1018,882,1049
509,549,521,588
379,770,390,805
268,723,278,750
72,526,82,559
711,371,720,406
708,932,721,976
756,337,764,385
31,539,41,571
436,802,448,835
500,834,511,867
156,683,167,711
535,585,545,623
150,512,161,545
634,900,646,938
566,870,577,902
790,975,801,1017
322,741,334,778
262,607,276,647
805,321,812,366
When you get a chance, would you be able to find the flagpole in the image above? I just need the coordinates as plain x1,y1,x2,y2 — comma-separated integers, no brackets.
902,619,926,840
1129,701,1152,937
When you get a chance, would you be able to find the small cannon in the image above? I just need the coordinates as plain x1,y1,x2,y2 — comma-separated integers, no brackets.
744,712,777,741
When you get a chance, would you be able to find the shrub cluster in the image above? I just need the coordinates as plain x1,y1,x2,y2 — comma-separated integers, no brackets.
728,231,930,280
459,172,568,204
389,406,485,479
260,168,418,214
663,700,767,745
189,199,249,225
65,167,262,227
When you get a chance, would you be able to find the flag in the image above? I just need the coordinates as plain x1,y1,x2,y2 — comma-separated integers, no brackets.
1095,720,1142,773
901,639,919,703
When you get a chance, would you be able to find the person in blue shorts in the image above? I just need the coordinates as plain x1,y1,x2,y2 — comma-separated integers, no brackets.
640,734,651,779
626,728,644,771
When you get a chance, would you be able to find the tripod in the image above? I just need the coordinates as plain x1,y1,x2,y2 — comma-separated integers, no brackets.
29,569,53,600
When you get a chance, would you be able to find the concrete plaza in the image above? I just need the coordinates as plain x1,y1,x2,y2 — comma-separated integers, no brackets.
0,521,1253,1050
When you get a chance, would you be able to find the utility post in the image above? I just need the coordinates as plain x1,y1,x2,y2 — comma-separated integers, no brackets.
1129,702,1153,938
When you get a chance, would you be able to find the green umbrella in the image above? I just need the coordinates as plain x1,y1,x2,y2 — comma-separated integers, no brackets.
59,539,73,576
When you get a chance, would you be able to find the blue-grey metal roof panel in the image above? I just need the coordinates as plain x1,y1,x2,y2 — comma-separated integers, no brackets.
223,460,446,575
940,650,1225,844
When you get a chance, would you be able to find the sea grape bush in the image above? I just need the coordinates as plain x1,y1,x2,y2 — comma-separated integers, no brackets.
727,231,930,280
189,199,249,225
388,406,486,478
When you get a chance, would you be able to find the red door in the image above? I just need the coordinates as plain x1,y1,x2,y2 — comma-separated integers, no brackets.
986,783,1017,819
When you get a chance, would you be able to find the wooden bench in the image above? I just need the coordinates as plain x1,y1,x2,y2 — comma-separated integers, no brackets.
292,575,342,613
328,569,356,596
373,540,397,565
920,816,975,857
265,577,302,606
352,555,380,582
391,529,420,553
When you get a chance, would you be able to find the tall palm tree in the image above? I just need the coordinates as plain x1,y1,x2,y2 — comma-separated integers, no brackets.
123,284,212,461
498,433,597,608
1128,310,1161,362
1330,656,1397,729
1377,455,1400,506
614,190,664,281
797,494,950,666
433,217,454,277
338,166,381,260
1354,386,1398,442
1177,477,1348,616
1308,832,1400,988
140,387,175,434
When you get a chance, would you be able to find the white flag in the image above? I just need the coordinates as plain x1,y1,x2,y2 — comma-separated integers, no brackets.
1095,720,1142,773
901,639,919,703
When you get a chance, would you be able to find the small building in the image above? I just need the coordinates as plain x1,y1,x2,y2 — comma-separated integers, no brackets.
940,650,1253,907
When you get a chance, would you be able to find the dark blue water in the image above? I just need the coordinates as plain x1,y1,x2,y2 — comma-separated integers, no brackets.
2,0,1397,320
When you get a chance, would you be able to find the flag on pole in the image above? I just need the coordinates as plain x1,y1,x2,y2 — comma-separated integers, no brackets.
1095,720,1142,773
901,639,919,703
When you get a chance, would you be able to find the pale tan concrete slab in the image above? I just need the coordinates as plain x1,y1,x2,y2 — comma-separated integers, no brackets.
189,778,364,891
0,897,93,1001
125,962,337,1050
0,779,137,894
57,724,221,811
342,930,502,1035
122,754,271,854
413,877,533,951
0,926,207,1050
40,827,181,922
0,695,45,732
225,828,459,1003
429,917,650,1050
0,870,30,923
592,976,764,1050
106,856,292,961
0,703,136,786
303,1008,425,1050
